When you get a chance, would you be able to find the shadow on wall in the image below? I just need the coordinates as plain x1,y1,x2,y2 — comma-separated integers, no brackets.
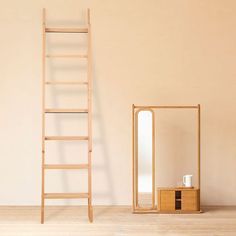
48,57,69,204
92,61,116,204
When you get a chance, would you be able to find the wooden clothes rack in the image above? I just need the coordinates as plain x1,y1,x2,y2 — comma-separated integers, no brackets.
132,105,201,213
41,8,93,223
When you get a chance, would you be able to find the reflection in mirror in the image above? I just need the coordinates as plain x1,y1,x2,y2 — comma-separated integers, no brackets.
137,110,154,208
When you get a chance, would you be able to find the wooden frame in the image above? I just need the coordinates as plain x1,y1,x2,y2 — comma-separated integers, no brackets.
41,8,93,223
132,104,201,213
134,108,156,211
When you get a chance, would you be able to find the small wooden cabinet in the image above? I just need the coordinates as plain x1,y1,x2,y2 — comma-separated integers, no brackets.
157,188,200,213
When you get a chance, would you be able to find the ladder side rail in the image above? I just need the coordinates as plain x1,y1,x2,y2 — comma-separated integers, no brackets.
87,8,93,222
41,8,46,224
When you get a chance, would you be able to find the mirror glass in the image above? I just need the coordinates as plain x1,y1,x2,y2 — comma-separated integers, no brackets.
137,110,154,208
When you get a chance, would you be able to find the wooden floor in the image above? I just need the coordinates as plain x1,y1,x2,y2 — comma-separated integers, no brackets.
0,206,236,235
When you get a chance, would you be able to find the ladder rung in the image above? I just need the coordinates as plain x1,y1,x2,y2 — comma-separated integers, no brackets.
45,27,88,33
44,164,89,169
45,81,88,85
45,109,88,113
45,136,89,141
44,193,89,199
46,54,87,58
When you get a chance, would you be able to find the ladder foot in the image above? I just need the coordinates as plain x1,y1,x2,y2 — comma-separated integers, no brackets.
41,200,44,224
88,206,93,223
41,213,44,224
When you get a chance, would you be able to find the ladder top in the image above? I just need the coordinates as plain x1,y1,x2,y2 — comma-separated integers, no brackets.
45,27,88,33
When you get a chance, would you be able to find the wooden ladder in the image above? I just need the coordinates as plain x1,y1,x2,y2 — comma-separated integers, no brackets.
41,8,93,223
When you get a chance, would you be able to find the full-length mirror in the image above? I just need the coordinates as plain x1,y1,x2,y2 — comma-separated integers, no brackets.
134,109,155,210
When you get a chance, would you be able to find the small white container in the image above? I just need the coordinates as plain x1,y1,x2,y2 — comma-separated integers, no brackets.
183,175,193,187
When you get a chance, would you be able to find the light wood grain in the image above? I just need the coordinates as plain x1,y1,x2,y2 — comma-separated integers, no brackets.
182,190,199,211
1,206,234,235
87,8,93,223
46,54,87,58
41,7,46,224
157,187,199,191
44,193,89,199
198,104,201,190
134,105,198,109
45,27,88,33
45,81,88,85
197,104,201,211
159,190,175,211
152,110,156,209
45,108,88,113
132,104,135,211
157,188,200,213
45,136,88,141
44,164,88,169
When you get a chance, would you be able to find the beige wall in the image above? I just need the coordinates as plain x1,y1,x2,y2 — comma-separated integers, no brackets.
0,0,236,205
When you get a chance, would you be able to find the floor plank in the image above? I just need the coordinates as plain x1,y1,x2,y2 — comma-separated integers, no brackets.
0,206,236,235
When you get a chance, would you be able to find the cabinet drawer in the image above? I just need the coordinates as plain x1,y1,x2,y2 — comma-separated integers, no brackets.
159,190,175,211
182,190,199,211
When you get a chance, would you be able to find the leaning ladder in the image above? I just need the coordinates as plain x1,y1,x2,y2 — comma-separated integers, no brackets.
41,8,93,223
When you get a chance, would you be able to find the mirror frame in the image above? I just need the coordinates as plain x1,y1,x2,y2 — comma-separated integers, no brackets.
133,108,156,212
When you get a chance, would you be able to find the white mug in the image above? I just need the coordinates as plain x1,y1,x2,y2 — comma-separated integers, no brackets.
183,175,192,187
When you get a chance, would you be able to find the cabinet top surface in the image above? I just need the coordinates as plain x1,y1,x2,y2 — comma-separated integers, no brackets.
157,187,199,191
